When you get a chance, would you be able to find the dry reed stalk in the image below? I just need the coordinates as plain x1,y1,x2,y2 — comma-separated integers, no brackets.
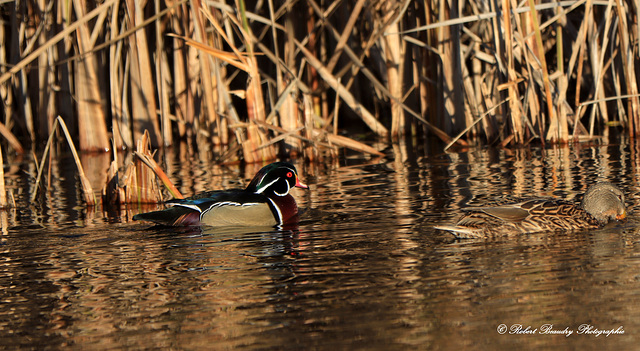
0,144,6,208
275,81,302,155
245,67,277,162
480,81,499,141
267,0,301,155
0,21,10,138
31,116,95,205
109,2,127,149
471,30,496,140
155,0,172,147
460,49,483,139
303,94,317,161
191,0,221,144
10,2,35,144
587,1,615,136
411,39,426,137
0,122,24,154
380,2,406,140
304,0,322,120
170,3,191,140
73,0,110,152
525,0,562,143
55,2,77,145
555,20,570,142
296,40,389,138
613,0,640,136
439,0,461,134
238,0,277,162
323,133,384,157
37,0,54,140
125,0,162,147
325,0,365,73
501,0,524,144
572,0,591,109
414,1,440,137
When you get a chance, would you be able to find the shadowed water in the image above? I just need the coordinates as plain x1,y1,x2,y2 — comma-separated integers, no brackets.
1,141,640,349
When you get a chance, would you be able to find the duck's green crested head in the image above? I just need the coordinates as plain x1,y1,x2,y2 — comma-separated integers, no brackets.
246,162,308,196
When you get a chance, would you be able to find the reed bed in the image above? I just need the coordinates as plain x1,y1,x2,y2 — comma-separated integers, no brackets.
0,0,639,205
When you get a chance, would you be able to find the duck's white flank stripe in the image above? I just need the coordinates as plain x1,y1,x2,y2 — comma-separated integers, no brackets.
198,201,259,219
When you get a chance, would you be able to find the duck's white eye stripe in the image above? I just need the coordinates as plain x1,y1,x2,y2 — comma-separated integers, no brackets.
255,177,279,194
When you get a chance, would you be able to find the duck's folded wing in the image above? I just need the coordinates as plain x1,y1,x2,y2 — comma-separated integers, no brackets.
459,204,531,224
132,206,202,226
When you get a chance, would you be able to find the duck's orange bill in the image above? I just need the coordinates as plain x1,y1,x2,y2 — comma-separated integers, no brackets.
295,178,309,189
617,211,627,220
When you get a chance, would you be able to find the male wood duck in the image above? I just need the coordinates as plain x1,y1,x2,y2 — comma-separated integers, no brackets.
133,162,308,227
435,182,627,239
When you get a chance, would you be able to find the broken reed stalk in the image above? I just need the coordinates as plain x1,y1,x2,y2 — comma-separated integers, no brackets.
102,141,124,206
102,130,184,206
128,130,165,203
30,116,95,205
133,151,183,200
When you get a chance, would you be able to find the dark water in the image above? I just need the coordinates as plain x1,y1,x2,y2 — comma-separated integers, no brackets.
2,141,640,349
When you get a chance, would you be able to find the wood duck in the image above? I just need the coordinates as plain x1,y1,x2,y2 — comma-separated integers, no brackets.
435,182,627,239
133,162,309,227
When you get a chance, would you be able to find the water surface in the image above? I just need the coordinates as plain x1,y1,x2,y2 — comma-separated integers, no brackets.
1,142,639,349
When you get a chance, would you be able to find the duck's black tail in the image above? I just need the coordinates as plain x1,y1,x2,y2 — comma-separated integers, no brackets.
133,206,201,226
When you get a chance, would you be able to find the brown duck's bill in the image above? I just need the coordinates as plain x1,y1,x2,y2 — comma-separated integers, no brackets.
617,211,627,220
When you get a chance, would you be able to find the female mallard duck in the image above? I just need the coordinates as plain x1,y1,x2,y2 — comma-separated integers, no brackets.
133,162,308,227
436,182,627,238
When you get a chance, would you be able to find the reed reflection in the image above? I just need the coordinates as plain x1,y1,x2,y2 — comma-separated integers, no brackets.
1,142,640,349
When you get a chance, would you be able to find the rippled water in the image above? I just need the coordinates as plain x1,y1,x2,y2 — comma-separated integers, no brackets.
2,141,640,349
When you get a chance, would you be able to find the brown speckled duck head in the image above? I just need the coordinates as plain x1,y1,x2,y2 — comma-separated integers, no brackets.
580,182,626,224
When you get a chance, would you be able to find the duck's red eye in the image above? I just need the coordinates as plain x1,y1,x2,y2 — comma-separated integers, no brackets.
286,171,293,178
